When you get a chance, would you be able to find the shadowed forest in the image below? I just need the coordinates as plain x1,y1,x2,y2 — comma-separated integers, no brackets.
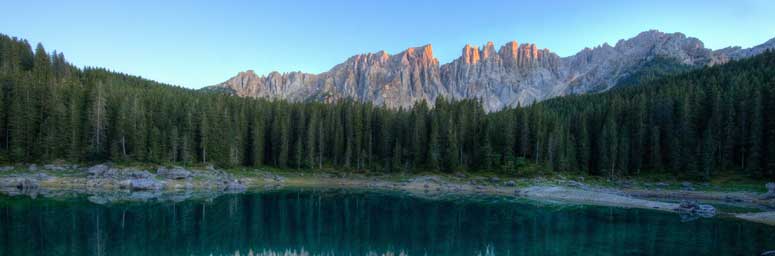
1,34,775,180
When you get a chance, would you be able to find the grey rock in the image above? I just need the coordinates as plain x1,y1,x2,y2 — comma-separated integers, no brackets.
0,166,14,172
676,201,716,218
28,164,38,171
19,178,38,190
504,180,516,187
760,182,775,200
157,166,192,180
90,166,152,180
126,169,153,179
565,180,590,190
118,180,132,189
0,177,38,190
34,173,51,181
43,164,69,172
87,164,110,176
762,250,775,256
681,182,694,191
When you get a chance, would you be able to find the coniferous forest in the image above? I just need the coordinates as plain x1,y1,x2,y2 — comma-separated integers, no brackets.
1,34,774,180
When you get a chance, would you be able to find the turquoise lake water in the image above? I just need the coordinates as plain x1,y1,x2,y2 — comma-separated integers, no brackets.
0,189,773,255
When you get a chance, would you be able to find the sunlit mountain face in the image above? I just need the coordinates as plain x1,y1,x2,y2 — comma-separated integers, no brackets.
208,30,775,112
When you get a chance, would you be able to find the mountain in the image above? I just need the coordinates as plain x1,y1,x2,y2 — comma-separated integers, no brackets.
207,30,775,111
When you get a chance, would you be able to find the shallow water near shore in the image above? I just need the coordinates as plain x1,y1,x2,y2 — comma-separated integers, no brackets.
0,188,773,255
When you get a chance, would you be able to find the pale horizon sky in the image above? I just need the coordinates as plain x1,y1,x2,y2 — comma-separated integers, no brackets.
1,0,774,88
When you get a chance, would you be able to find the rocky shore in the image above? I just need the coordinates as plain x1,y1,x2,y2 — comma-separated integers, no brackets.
1,163,774,225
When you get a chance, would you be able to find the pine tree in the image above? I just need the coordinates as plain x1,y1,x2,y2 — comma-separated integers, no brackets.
305,109,318,169
87,81,108,158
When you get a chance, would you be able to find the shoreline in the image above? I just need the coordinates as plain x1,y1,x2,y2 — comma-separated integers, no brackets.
1,164,773,225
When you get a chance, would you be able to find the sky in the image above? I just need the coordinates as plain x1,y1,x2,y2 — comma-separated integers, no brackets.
1,0,773,89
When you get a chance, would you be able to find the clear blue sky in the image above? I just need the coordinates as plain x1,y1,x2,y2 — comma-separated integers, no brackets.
1,0,773,88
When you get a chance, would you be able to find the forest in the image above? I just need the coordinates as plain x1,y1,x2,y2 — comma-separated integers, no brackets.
1,33,774,180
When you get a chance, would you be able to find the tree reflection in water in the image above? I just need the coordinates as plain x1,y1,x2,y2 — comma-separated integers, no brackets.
0,189,774,255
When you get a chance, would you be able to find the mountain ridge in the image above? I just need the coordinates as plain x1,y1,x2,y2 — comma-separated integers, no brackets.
207,30,775,111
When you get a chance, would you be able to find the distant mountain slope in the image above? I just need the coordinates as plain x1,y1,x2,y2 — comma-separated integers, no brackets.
206,30,775,111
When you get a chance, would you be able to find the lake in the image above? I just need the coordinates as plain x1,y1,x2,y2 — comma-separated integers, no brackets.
0,189,773,255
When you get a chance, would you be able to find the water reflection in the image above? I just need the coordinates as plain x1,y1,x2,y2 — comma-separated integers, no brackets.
0,189,773,255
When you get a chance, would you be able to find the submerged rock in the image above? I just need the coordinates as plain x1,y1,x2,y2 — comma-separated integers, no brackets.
676,200,716,219
129,178,164,191
88,195,110,205
224,179,246,191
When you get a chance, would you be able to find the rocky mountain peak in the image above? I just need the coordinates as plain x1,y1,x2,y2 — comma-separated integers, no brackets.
462,44,481,64
404,44,435,60
498,41,520,59
481,41,496,59
208,30,775,112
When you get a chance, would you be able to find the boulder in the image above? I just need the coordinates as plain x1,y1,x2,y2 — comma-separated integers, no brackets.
681,181,694,191
118,180,132,189
18,178,38,190
0,166,14,172
676,200,716,218
504,180,516,187
126,169,153,179
90,166,152,180
157,166,192,180
0,177,38,190
34,173,51,181
28,164,38,171
760,182,775,200
87,164,110,176
564,180,590,190
43,164,69,172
